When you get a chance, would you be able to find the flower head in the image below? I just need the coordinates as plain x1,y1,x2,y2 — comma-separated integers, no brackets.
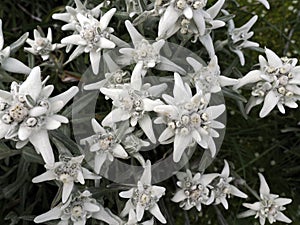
171,169,218,211
25,27,64,60
224,10,259,66
80,118,129,174
52,0,106,31
187,55,237,94
100,63,167,143
61,8,117,74
0,66,78,165
157,0,225,57
234,48,300,117
154,73,225,162
239,173,292,225
32,154,100,203
119,160,167,224
34,190,121,225
212,160,248,209
119,20,185,77
0,19,31,74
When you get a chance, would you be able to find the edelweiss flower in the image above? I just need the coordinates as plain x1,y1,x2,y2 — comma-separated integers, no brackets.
154,73,225,162
119,20,185,76
212,160,247,209
223,10,259,66
0,19,31,74
25,27,64,61
171,169,218,211
52,0,105,31
124,209,154,225
187,55,237,94
100,63,167,143
157,0,225,57
61,8,117,74
34,190,121,225
32,155,100,203
234,48,300,117
239,173,292,225
0,66,78,165
80,119,128,174
119,160,166,224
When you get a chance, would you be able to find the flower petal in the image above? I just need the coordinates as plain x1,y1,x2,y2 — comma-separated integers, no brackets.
276,211,292,223
29,130,54,165
32,170,56,183
258,173,270,196
125,20,144,45
265,48,282,68
34,206,62,223
49,86,79,113
139,114,156,144
1,57,31,74
149,203,166,224
90,50,101,74
18,126,32,141
173,133,192,162
171,189,186,202
19,66,42,101
259,91,280,118
100,8,116,31
62,182,74,203
112,143,128,158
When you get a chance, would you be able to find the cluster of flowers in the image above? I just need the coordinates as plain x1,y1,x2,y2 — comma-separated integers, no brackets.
0,0,297,224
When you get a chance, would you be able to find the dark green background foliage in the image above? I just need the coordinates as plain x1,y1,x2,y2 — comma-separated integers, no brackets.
0,0,300,224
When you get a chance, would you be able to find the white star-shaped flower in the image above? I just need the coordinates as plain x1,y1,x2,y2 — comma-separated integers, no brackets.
212,160,248,209
187,55,237,94
100,63,167,143
119,20,185,77
0,66,78,165
238,173,292,225
222,10,259,66
0,19,31,74
34,190,121,225
32,155,100,203
119,160,167,224
154,73,225,162
171,169,218,211
61,8,117,74
157,0,225,57
24,27,64,61
234,48,300,117
80,118,129,174
52,0,105,31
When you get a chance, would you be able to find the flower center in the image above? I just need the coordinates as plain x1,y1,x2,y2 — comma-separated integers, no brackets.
80,24,100,45
8,103,29,123
175,0,207,10
72,205,84,217
54,160,80,182
34,38,52,54
134,39,160,68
